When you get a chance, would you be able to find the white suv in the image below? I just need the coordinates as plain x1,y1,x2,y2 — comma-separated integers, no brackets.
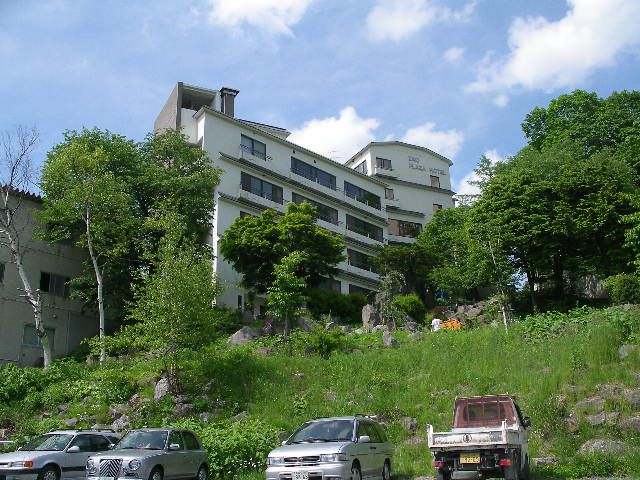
266,416,393,480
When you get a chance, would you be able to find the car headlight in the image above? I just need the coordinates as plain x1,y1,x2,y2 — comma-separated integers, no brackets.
128,459,141,471
319,453,347,463
86,459,97,474
267,457,285,466
10,461,33,468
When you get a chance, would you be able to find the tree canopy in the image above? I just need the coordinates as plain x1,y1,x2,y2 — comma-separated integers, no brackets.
219,202,345,293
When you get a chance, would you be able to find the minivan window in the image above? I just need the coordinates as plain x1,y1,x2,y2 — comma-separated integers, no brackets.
289,420,354,443
183,431,199,450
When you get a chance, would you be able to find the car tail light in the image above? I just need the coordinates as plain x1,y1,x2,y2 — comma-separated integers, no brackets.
432,460,444,468
499,459,512,467
24,461,33,468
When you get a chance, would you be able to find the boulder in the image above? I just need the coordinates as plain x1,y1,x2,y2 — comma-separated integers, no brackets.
56,404,69,414
619,344,638,359
574,396,605,414
109,404,128,418
618,415,640,431
339,325,353,334
404,320,419,332
595,383,624,396
297,316,314,332
382,330,399,348
409,331,424,342
399,416,418,433
563,415,580,434
578,438,626,456
199,410,223,423
173,394,189,404
41,411,52,419
230,411,249,423
111,414,131,432
532,457,558,468
173,403,196,418
371,324,389,334
64,417,78,428
228,326,261,346
352,328,364,335
362,304,381,331
325,321,336,330
624,388,640,408
154,376,170,400
92,423,112,431
585,412,619,426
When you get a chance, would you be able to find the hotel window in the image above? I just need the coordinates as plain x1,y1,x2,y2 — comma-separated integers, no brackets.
376,157,392,170
240,172,283,204
291,157,337,190
433,203,443,213
344,182,381,210
430,175,441,188
345,214,384,242
318,277,341,293
354,161,368,175
388,219,423,238
23,325,55,350
240,134,266,160
385,188,395,200
347,249,375,272
40,272,70,298
349,284,375,299
292,192,339,225
0,263,4,284
239,211,257,218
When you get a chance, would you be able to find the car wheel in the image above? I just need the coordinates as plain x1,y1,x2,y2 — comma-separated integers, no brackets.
382,459,391,480
435,470,451,480
350,462,362,480
38,466,60,480
149,467,163,480
196,464,208,480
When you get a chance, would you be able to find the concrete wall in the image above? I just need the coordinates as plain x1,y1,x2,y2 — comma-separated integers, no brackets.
0,196,97,366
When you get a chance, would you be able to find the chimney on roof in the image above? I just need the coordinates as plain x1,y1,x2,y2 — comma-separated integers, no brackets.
220,87,239,117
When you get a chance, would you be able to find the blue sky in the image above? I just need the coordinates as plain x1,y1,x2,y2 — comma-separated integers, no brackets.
1,0,639,194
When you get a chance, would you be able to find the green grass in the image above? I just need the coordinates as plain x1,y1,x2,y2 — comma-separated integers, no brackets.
1,306,640,479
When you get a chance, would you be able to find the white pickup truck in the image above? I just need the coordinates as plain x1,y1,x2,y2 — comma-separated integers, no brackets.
427,395,531,480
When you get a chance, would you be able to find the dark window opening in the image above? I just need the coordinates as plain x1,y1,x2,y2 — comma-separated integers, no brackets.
388,219,422,238
318,277,341,293
0,263,4,284
291,157,337,190
345,214,384,242
241,172,283,204
40,271,70,298
347,249,376,272
376,157,392,170
433,203,443,213
240,134,267,160
344,182,381,209
385,188,394,200
430,175,441,188
354,161,368,175
349,284,375,299
291,192,339,225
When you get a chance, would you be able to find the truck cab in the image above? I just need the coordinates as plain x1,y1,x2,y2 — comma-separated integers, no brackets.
427,395,530,480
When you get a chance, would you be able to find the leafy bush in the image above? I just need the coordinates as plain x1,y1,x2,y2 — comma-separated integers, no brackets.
306,289,367,324
392,293,425,321
296,328,349,358
172,419,279,478
604,273,640,305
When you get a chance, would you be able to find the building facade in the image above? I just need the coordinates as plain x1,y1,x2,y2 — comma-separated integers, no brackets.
0,192,99,366
155,82,455,312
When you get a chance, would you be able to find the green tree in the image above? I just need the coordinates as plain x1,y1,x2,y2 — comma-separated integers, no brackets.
371,244,435,302
128,242,222,385
219,202,345,294
266,251,309,337
39,130,138,362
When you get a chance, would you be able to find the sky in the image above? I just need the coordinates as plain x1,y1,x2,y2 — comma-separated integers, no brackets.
1,0,639,195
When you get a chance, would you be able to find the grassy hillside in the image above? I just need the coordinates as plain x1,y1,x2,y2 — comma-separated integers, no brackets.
1,306,640,479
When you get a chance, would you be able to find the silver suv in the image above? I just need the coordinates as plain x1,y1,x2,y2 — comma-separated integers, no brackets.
86,429,207,480
0,430,120,480
266,416,393,480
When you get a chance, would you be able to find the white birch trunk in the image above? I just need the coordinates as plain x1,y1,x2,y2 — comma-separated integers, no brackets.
85,209,106,363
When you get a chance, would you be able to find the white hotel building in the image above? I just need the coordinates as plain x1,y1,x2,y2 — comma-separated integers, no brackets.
155,83,455,311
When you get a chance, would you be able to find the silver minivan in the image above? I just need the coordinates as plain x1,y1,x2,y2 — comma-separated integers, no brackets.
266,416,393,480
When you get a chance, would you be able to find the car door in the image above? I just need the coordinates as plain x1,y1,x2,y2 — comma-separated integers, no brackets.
363,422,383,477
165,430,188,479
181,431,202,477
62,435,94,480
353,421,373,478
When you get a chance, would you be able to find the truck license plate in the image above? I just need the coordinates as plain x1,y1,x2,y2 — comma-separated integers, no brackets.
460,452,480,464
292,472,309,480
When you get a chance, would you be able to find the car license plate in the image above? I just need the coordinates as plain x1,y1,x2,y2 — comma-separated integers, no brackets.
460,452,480,464
292,472,309,480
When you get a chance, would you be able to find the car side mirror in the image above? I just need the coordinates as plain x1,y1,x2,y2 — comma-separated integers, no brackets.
281,441,287,446
67,446,81,453
169,443,181,450
357,435,370,443
523,417,531,428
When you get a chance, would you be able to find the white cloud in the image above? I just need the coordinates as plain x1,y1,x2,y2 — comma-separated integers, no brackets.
401,122,464,159
493,93,509,107
456,149,504,196
206,0,313,36
366,0,476,42
443,46,465,62
467,0,640,94
288,107,380,161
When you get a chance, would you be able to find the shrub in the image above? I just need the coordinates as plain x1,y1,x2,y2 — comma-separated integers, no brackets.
306,289,367,324
298,328,349,358
392,293,425,321
604,273,640,305
172,419,279,478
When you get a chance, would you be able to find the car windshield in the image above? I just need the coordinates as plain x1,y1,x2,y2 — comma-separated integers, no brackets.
115,431,167,450
289,420,354,443
21,434,73,451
